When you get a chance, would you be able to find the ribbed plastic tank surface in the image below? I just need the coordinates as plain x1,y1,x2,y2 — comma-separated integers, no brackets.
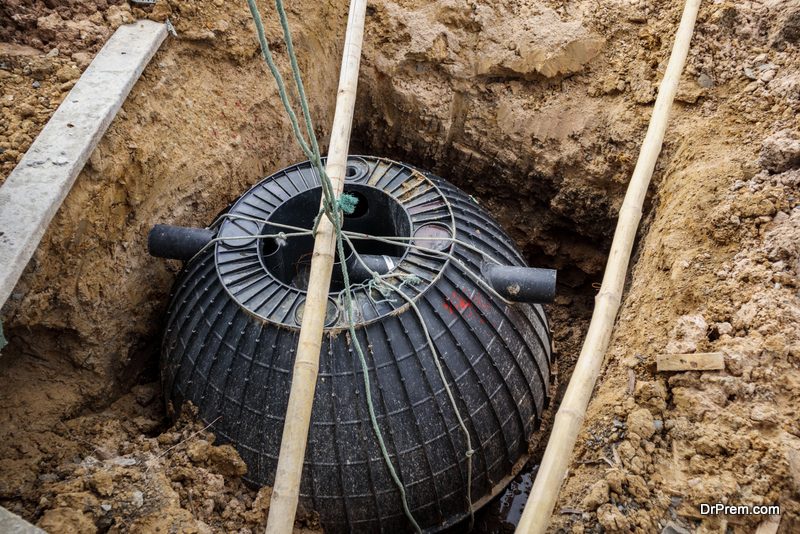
160,156,552,533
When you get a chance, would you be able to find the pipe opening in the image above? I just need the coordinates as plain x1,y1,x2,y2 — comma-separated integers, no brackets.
259,183,412,291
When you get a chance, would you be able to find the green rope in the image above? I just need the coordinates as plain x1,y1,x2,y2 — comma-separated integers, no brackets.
274,0,323,162
245,0,314,161
244,0,338,221
208,208,483,526
245,2,421,531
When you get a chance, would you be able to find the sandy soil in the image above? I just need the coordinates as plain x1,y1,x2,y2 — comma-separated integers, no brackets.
0,0,798,532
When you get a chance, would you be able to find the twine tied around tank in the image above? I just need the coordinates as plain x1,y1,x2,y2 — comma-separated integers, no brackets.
241,1,492,530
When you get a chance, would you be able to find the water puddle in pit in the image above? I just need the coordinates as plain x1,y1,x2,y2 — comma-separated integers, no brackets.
442,464,539,533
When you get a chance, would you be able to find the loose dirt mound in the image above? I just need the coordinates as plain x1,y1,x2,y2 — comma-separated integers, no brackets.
33,393,319,533
1,0,799,532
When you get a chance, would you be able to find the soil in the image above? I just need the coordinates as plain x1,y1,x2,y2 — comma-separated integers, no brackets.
1,0,799,533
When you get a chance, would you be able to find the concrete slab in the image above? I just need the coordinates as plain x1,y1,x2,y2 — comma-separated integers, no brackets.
0,20,167,307
0,506,45,533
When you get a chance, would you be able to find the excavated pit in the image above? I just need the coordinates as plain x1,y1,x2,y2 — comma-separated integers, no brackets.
0,115,603,533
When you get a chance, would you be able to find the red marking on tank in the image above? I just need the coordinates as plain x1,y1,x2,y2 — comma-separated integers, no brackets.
443,290,487,324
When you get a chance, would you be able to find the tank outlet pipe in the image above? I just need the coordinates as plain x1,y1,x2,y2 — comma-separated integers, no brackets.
484,264,557,303
148,224,214,261
350,255,557,303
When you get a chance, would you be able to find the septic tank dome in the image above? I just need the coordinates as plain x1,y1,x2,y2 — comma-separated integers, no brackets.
150,156,555,533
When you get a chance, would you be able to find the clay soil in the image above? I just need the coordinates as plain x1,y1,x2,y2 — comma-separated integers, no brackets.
1,0,799,533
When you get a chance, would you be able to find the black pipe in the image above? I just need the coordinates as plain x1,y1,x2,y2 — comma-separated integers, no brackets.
148,226,557,304
347,254,398,283
148,224,214,261
484,264,557,303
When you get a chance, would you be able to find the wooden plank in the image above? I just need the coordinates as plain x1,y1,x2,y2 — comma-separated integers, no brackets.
0,20,167,307
656,352,724,372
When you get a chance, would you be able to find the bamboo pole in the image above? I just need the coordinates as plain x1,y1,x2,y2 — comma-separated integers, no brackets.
515,1,702,532
264,1,368,532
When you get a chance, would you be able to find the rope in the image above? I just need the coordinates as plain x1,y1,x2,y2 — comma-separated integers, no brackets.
341,234,478,527
380,280,476,529
245,2,422,530
203,215,483,525
335,232,423,533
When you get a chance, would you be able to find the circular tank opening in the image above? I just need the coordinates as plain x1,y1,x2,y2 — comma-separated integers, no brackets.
260,183,411,291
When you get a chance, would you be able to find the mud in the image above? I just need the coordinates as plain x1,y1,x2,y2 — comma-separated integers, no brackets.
1,0,799,532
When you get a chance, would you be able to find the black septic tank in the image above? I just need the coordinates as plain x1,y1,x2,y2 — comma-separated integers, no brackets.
150,156,555,533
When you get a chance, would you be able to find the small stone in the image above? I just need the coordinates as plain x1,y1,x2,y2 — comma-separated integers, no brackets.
665,314,707,354
71,52,92,69
774,211,789,223
717,322,733,335
56,65,79,83
46,48,59,57
760,70,776,82
106,5,135,28
676,80,704,103
759,129,800,173
215,19,230,33
187,439,212,463
208,444,248,477
580,479,609,510
618,440,636,460
697,73,714,88
32,81,41,89
17,103,36,118
100,503,112,512
109,456,137,466
131,490,144,508
750,404,778,424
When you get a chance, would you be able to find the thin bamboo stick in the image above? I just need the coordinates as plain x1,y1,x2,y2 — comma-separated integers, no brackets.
515,1,702,532
264,1,368,532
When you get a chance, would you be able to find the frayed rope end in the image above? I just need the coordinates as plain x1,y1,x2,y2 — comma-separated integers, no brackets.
337,193,359,215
